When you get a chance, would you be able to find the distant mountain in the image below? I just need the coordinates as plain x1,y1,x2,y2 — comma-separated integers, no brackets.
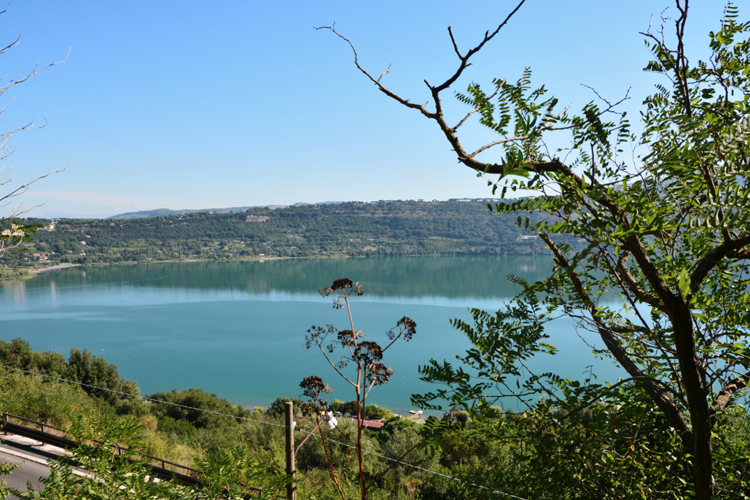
292,201,344,206
107,206,256,220
38,212,116,220
108,202,345,220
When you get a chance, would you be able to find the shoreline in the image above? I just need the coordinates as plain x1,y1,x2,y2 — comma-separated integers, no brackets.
1,253,434,282
28,263,80,274
0,252,531,283
0,256,291,281
0,263,79,282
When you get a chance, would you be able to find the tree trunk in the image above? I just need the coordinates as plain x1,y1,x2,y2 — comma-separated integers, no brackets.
672,310,713,499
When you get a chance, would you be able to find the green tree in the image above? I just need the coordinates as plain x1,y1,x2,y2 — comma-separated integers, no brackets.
266,396,303,419
0,338,67,376
66,347,139,405
322,2,750,498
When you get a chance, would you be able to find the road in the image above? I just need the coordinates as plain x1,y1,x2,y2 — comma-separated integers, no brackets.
1,431,202,497
0,442,51,499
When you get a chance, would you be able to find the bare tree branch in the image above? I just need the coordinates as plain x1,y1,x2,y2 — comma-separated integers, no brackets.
313,24,433,117
433,0,527,93
0,47,70,97
469,136,527,158
712,369,750,412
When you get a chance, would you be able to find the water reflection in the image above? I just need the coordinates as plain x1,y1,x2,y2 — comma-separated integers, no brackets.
0,256,626,411
20,256,554,301
2,279,26,304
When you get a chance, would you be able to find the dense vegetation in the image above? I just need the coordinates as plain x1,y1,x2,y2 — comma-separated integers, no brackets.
5,338,748,499
0,199,570,275
0,339,447,499
5,1,750,497
304,1,750,497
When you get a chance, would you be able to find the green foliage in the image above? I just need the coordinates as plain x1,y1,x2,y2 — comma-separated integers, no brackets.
412,282,554,415
0,461,18,500
329,400,393,420
0,369,101,427
0,343,444,499
8,413,197,500
404,4,750,499
382,416,419,437
294,419,381,477
0,338,68,377
377,424,437,493
0,338,140,408
266,396,303,419
1,199,565,272
195,444,288,499
146,387,253,453
67,348,136,405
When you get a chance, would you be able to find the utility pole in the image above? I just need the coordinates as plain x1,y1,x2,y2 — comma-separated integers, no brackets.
285,401,296,500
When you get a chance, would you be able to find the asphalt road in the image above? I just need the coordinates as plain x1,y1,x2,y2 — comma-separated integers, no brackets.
0,443,50,499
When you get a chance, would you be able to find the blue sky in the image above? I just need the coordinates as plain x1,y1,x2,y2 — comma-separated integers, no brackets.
0,0,734,217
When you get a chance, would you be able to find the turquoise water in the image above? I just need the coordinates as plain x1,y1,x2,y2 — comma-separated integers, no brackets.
0,256,623,412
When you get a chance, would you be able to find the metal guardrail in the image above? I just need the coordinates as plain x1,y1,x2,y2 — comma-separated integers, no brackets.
1,412,201,486
0,412,273,497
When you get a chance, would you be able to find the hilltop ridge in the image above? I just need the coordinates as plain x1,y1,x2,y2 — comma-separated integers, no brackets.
1,199,572,272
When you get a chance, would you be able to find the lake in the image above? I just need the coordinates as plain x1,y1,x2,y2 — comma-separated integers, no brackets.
0,256,624,413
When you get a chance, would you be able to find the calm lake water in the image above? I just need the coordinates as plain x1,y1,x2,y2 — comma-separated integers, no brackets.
0,256,623,413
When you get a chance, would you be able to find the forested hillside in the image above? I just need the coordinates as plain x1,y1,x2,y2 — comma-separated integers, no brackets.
1,199,565,271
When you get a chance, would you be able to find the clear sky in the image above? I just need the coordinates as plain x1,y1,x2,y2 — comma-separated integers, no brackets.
0,0,735,217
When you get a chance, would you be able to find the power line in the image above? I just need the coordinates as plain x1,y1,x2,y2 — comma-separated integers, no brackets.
0,364,531,500
0,364,286,430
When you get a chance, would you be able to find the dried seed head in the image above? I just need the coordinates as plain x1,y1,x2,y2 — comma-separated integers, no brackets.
337,329,356,347
331,278,353,291
368,363,392,386
355,340,383,365
300,375,326,401
397,316,417,340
